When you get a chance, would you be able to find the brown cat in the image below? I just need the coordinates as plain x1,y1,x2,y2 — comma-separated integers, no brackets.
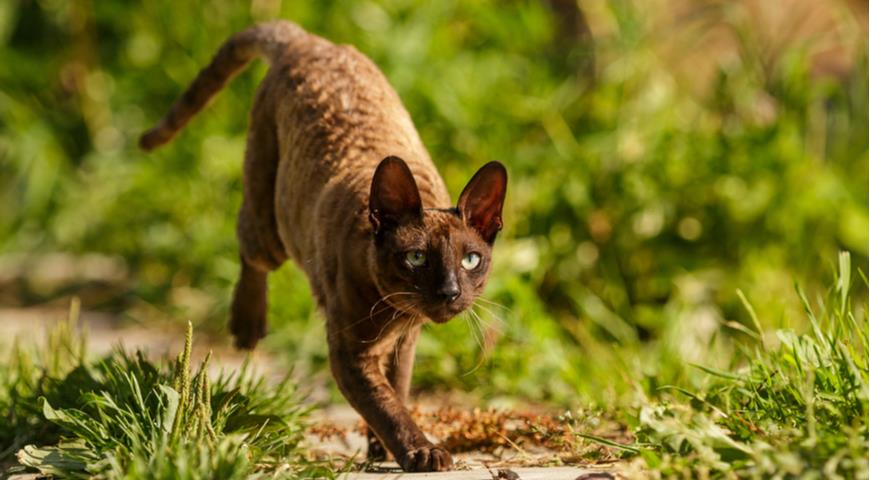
139,20,506,472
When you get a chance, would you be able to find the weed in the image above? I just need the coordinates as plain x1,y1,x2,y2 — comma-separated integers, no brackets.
1,303,333,479
623,252,868,478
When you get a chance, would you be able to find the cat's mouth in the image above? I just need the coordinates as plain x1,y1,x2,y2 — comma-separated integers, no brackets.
387,302,465,324
423,303,469,324
381,292,469,323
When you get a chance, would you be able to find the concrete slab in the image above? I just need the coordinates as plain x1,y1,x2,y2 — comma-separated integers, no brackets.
341,465,610,479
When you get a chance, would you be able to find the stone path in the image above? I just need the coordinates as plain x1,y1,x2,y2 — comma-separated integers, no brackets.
341,466,612,479
309,403,627,479
2,467,614,480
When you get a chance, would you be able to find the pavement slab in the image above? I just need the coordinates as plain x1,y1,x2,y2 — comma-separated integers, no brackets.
340,465,613,479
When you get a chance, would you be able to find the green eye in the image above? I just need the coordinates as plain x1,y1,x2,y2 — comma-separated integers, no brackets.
461,252,481,270
405,250,427,267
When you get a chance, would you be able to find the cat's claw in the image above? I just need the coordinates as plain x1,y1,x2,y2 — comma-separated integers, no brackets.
399,446,453,472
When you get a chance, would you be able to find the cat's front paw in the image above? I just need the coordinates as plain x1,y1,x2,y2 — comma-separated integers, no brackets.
398,445,453,472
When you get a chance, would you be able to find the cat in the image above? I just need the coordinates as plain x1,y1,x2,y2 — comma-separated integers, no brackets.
139,20,506,472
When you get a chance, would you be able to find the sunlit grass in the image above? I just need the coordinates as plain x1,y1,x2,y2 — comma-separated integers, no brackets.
0,303,334,479
602,252,869,477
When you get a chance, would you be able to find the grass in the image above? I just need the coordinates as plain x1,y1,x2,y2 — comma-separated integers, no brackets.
614,252,868,478
1,253,865,478
0,301,333,479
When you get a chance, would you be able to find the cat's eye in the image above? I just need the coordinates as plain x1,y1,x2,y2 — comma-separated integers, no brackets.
461,252,481,270
405,250,427,267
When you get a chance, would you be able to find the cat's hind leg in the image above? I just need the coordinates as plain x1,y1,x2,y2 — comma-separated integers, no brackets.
230,255,270,349
230,89,287,350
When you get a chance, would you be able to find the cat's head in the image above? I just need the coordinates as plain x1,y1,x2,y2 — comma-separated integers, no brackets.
368,156,507,323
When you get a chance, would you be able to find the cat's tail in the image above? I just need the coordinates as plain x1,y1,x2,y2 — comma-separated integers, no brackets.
138,21,304,151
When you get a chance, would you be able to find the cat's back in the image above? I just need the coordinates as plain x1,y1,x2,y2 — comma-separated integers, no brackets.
271,33,431,173
265,31,448,264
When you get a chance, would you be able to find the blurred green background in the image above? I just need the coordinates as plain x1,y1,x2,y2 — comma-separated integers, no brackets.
0,0,867,404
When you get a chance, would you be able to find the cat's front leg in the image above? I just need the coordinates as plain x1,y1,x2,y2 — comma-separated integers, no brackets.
328,342,452,472
367,323,422,461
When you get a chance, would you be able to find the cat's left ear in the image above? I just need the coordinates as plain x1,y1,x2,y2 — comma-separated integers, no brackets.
458,161,507,244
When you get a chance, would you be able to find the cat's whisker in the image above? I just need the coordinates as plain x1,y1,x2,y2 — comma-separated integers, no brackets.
362,306,407,344
475,296,510,308
475,297,512,314
470,307,500,357
469,306,493,329
461,311,489,377
389,299,421,317
471,301,506,328
390,299,421,316
474,301,511,322
360,299,420,344
393,314,419,365
465,311,486,355
339,292,418,334
367,291,417,319
471,308,489,344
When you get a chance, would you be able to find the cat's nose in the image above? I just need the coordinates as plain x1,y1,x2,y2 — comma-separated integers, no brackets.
438,286,460,303
437,275,461,303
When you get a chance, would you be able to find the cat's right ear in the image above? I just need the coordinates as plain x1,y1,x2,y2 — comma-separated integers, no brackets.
369,156,423,235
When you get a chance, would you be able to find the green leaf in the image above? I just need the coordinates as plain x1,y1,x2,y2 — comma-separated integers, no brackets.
575,432,641,454
17,441,91,478
224,413,285,433
689,363,745,381
158,384,181,433
640,449,662,468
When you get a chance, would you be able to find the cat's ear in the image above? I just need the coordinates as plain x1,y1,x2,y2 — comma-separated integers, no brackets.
458,161,507,244
369,156,423,234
